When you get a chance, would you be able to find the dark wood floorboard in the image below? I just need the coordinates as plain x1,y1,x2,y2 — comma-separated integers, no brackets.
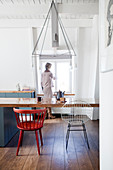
0,119,99,170
63,123,79,170
51,123,64,170
36,123,56,170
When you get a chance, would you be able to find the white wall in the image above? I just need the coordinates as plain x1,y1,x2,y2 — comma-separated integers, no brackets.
0,28,34,90
100,71,113,170
100,0,113,169
76,16,99,99
77,27,92,98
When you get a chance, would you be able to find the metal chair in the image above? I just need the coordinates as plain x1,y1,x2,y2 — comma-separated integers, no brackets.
13,108,46,156
61,100,92,150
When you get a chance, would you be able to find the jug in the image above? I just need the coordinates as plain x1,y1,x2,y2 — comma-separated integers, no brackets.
55,90,65,100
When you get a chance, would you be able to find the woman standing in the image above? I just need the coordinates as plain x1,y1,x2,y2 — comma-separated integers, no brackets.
41,63,55,118
41,62,55,98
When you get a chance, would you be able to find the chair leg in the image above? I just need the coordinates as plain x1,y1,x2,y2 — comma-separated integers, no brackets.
20,131,24,146
35,130,40,155
66,130,70,150
66,123,70,150
16,130,23,156
39,129,43,146
83,124,90,149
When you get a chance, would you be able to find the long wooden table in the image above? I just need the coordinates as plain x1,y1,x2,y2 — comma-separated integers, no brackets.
0,97,99,108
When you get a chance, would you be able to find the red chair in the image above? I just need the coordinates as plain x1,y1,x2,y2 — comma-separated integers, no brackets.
13,108,46,156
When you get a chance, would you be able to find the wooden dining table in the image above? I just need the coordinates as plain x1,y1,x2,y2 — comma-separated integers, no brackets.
0,97,99,108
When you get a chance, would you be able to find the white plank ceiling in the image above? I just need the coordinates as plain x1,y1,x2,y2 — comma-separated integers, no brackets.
0,0,98,4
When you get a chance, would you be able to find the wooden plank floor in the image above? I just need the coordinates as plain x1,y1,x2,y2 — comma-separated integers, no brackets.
0,119,99,170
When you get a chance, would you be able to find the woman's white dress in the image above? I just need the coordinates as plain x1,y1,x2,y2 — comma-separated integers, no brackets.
41,71,54,98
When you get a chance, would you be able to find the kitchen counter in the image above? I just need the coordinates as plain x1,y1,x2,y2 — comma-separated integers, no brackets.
0,91,35,147
0,91,34,93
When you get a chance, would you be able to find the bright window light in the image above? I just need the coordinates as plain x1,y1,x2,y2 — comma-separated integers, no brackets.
40,59,71,93
56,62,70,92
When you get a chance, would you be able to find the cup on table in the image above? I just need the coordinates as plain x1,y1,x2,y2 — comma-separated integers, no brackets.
37,97,42,102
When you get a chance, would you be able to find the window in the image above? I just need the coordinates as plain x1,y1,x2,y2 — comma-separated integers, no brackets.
56,61,70,92
39,59,72,93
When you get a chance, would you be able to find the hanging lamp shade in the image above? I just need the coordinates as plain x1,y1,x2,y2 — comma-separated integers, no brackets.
32,0,77,67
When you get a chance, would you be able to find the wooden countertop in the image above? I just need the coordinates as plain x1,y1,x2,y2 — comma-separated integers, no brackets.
37,93,75,96
0,91,34,93
0,98,99,108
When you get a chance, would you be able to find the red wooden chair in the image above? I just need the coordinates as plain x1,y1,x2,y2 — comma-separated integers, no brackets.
13,108,46,156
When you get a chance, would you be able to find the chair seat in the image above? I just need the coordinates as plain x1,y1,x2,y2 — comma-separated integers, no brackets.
63,115,89,124
69,120,83,126
17,121,43,130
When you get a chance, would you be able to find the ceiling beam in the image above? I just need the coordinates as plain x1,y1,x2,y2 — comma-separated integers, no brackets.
58,3,98,15
0,3,98,18
0,18,93,28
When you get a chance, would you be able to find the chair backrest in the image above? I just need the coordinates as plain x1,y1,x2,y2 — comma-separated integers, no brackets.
61,100,92,123
13,108,46,130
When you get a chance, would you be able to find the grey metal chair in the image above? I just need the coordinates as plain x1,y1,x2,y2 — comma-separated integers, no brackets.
61,100,92,150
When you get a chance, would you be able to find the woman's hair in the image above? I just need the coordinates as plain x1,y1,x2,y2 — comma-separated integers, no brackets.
45,63,52,70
